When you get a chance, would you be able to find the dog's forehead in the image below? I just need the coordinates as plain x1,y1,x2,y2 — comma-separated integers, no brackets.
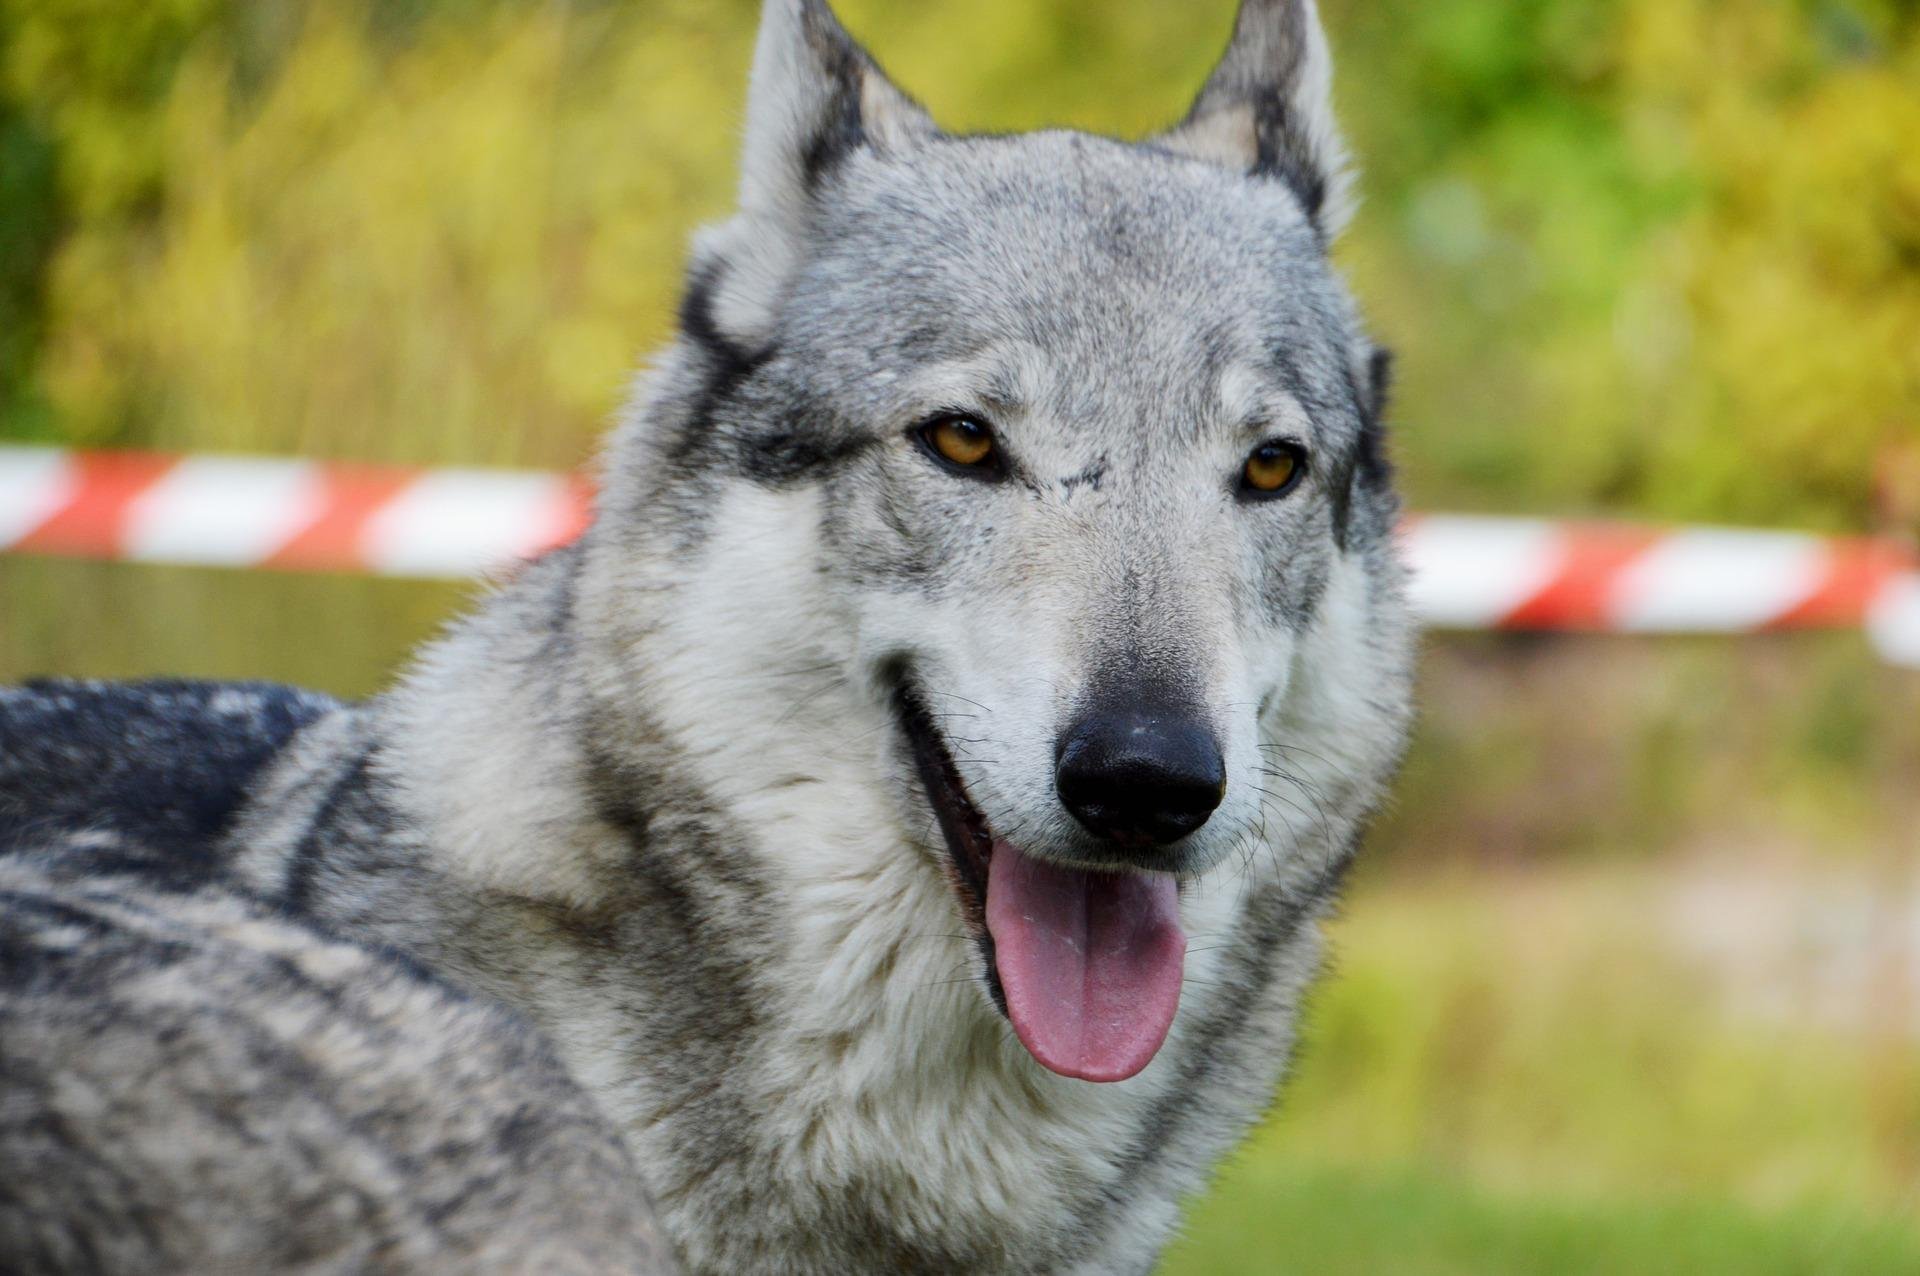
807,132,1341,359
778,130,1366,458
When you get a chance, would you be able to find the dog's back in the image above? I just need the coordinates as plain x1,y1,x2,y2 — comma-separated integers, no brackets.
0,680,333,879
0,685,679,1274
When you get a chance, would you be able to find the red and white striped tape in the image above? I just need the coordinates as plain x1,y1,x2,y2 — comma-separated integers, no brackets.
5,446,1918,666
1399,515,1920,663
0,447,591,579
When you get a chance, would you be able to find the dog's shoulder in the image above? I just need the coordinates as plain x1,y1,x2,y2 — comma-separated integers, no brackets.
0,830,680,1274
0,678,337,881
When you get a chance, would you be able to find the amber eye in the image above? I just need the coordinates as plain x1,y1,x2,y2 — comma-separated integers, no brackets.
1241,441,1305,497
921,416,998,472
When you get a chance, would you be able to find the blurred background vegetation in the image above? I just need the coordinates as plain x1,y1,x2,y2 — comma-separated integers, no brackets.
3,0,1919,1270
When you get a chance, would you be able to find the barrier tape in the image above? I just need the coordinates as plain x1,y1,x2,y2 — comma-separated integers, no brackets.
5,445,1918,666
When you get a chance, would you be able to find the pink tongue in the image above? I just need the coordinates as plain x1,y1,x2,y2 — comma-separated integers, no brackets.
984,839,1185,1083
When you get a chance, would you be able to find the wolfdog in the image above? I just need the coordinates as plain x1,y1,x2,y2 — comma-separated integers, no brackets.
0,1,1414,1271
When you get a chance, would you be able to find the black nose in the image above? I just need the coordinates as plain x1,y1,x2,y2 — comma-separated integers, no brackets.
1055,705,1226,848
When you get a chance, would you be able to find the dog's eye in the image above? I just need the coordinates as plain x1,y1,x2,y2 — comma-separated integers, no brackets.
1240,441,1307,498
919,417,999,474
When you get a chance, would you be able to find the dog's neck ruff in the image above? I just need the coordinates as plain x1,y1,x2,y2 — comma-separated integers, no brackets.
268,535,1350,1276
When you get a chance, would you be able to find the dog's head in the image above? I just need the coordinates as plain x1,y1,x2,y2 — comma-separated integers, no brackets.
600,0,1412,1084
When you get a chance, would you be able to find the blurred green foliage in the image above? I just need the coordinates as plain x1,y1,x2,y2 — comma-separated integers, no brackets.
2,0,1916,523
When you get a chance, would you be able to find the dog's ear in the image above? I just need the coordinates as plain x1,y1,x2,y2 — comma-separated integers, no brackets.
692,0,935,347
739,0,934,215
1156,0,1354,236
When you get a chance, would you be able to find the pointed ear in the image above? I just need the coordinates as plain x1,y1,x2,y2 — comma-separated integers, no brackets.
738,0,935,217
1156,0,1354,236
689,1,934,349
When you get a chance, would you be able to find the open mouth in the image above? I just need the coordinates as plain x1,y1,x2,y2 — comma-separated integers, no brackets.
891,676,1186,1083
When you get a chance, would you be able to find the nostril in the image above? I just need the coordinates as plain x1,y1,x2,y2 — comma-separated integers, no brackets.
1055,707,1226,849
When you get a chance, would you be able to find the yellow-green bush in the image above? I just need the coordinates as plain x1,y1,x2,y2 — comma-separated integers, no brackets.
3,0,1915,527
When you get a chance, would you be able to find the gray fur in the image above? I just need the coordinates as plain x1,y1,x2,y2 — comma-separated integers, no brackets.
0,831,678,1275
0,2,1414,1272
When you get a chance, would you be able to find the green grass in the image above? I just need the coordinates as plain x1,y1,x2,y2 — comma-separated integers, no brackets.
1161,1163,1920,1276
1152,857,1920,1274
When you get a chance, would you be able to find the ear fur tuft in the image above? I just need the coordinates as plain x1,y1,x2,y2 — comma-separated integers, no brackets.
741,0,935,214
1157,0,1355,236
